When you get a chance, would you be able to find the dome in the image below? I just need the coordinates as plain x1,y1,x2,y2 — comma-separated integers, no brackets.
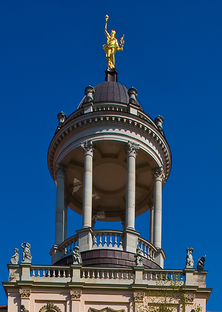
78,81,143,110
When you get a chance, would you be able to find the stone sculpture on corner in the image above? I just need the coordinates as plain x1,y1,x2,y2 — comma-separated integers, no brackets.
135,245,143,266
10,248,19,265
186,247,194,268
72,246,82,265
197,256,206,272
21,242,32,264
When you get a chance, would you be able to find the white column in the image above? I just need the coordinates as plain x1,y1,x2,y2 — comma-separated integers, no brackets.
55,165,66,245
125,142,139,230
150,205,154,244
64,205,68,240
153,167,165,249
81,140,94,228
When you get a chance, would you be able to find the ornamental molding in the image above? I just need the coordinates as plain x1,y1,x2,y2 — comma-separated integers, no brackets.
88,308,125,312
81,139,94,156
70,289,82,300
152,167,165,181
134,291,145,303
185,293,194,302
39,302,62,312
48,113,171,179
19,288,31,298
54,164,66,179
126,141,139,158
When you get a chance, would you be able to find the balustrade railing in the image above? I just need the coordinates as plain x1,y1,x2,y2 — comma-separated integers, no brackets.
29,265,72,282
92,230,123,250
81,267,134,281
138,237,157,261
8,265,191,287
58,234,78,256
143,269,185,285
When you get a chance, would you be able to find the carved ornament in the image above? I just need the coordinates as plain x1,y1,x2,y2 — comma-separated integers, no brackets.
19,288,31,298
39,302,62,312
70,289,82,300
152,167,165,181
89,308,125,312
55,165,66,179
185,293,194,303
126,141,139,158
133,291,145,303
81,140,94,156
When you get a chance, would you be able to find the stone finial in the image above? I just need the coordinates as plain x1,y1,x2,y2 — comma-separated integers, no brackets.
21,242,32,264
197,255,206,271
72,246,82,265
155,115,164,131
85,86,95,103
186,247,194,269
128,87,138,105
10,248,19,265
57,111,66,127
135,245,143,266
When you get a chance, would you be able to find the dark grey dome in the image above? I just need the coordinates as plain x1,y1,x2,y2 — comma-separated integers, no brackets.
78,81,143,110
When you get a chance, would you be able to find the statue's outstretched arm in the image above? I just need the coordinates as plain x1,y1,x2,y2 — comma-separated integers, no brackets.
104,15,110,38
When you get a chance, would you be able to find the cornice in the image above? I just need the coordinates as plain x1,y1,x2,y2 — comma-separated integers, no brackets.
48,110,171,181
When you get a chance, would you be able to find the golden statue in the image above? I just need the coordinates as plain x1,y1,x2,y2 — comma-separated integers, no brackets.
103,15,125,69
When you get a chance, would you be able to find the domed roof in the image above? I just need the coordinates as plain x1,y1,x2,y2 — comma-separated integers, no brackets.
78,81,143,110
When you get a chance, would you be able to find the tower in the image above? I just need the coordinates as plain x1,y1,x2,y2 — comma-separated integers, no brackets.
48,68,170,270
3,18,211,312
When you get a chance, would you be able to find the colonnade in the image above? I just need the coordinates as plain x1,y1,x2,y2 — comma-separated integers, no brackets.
54,140,165,250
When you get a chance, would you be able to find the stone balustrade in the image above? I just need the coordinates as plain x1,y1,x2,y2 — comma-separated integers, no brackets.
8,265,206,288
81,267,133,282
55,230,158,264
58,234,78,255
143,269,185,285
138,237,157,260
92,230,123,250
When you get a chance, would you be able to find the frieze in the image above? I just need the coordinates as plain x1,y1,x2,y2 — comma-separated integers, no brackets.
89,308,125,312
48,114,171,180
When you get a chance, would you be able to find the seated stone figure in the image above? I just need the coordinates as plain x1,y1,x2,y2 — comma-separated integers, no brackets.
10,248,19,265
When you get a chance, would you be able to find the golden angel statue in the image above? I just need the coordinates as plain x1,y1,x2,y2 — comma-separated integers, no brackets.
103,15,125,69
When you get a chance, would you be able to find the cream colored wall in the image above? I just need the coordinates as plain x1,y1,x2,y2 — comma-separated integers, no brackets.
7,288,208,312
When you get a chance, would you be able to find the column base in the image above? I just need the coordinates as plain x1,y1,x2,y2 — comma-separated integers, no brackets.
154,248,166,268
123,228,140,253
76,228,93,252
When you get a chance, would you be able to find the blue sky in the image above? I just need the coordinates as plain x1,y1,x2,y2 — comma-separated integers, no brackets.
0,0,222,310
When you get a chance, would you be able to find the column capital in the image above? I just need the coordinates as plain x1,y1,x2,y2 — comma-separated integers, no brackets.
81,140,94,156
70,289,82,301
152,167,165,181
55,164,66,179
126,141,139,158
